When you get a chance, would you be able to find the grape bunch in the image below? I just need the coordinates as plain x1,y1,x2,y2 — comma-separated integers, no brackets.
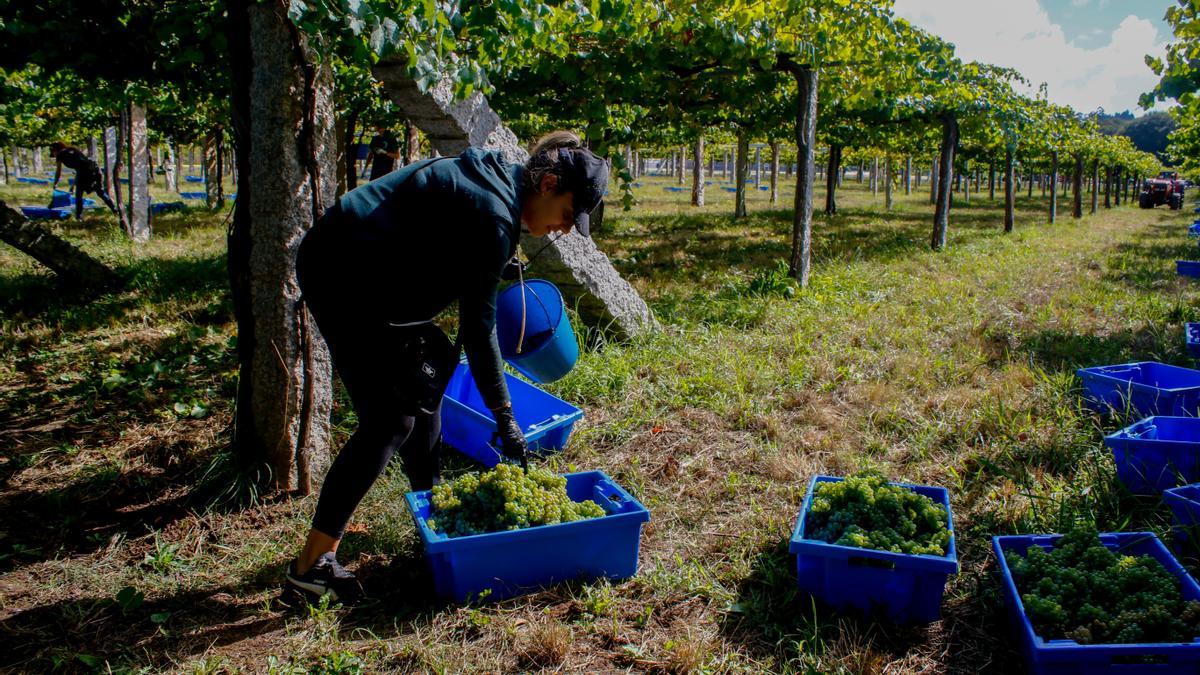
805,473,951,556
426,464,606,538
1004,527,1200,645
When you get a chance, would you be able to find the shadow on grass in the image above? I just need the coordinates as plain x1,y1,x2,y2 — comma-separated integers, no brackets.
0,561,285,672
0,251,230,333
715,537,977,672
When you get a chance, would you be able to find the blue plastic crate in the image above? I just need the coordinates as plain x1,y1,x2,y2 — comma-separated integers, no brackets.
1189,223,1200,238
48,190,96,209
1077,362,1200,418
440,363,583,467
788,475,958,623
19,207,70,220
184,175,204,183
721,187,738,192
16,176,50,185
993,532,1200,674
150,201,186,215
1165,484,1200,543
1188,324,1200,359
1180,261,1200,279
179,191,207,200
405,470,650,601
1103,417,1200,494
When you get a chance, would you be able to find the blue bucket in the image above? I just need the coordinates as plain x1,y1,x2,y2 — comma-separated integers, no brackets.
495,279,578,383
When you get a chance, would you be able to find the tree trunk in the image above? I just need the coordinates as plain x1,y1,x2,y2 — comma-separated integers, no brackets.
1072,154,1083,219
789,66,817,286
1028,165,1033,198
884,156,893,210
734,132,749,218
931,115,958,250
1104,167,1112,208
825,144,840,215
1048,151,1058,223
103,127,117,202
691,136,705,207
164,141,179,193
113,110,132,232
1004,149,1015,233
125,105,151,240
754,146,762,188
0,201,123,288
1090,159,1099,215
204,132,220,208
87,136,98,162
707,156,714,179
870,156,878,195
930,154,939,206
962,159,970,203
988,161,995,200
32,147,43,175
677,145,685,185
769,141,779,204
227,0,336,494
857,161,863,183
905,156,912,195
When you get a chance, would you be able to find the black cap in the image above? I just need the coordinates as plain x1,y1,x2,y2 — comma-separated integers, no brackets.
557,147,608,237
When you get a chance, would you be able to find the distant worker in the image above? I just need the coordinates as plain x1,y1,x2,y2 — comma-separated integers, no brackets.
368,127,401,180
49,142,119,220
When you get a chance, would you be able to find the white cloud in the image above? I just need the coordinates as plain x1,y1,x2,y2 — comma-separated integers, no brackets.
893,0,1169,114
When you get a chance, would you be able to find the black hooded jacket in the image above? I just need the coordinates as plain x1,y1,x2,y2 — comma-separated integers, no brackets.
297,148,524,410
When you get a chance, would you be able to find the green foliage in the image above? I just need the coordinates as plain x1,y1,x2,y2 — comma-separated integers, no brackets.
1005,527,1200,645
427,464,605,537
806,473,951,556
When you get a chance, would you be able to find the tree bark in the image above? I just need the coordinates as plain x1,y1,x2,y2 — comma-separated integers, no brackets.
870,156,878,195
884,156,893,210
691,135,704,207
1104,167,1112,208
905,155,912,195
754,145,762,188
227,0,336,494
1072,153,1083,219
32,147,43,175
10,145,21,178
204,131,220,209
825,144,840,215
789,66,817,285
769,141,779,204
1004,149,1015,233
931,115,958,250
1090,159,1099,215
103,127,117,203
734,132,748,218
164,142,179,193
1048,151,1058,223
962,159,970,203
988,161,995,201
676,145,685,185
0,201,123,288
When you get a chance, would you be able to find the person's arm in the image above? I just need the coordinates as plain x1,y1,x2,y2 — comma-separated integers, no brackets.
52,158,62,188
459,233,510,412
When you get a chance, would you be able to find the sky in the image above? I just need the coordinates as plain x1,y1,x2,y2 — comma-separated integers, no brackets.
892,0,1175,116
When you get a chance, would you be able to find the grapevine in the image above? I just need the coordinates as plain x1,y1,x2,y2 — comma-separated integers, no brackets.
426,464,606,538
805,473,951,556
1004,527,1200,644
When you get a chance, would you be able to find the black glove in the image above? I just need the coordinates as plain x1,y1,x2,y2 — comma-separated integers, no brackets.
493,405,528,469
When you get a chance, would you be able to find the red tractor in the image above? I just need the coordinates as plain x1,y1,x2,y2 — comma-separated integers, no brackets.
1139,170,1185,210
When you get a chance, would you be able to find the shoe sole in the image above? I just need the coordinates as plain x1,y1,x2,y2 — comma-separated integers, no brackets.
285,573,340,603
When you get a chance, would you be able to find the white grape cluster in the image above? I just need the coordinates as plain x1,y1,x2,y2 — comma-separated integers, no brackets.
427,464,606,537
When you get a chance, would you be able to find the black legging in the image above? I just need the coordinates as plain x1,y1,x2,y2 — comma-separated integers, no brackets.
76,171,118,219
304,296,443,540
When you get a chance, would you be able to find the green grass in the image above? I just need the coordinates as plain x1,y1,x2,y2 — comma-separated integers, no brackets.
0,170,1196,673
